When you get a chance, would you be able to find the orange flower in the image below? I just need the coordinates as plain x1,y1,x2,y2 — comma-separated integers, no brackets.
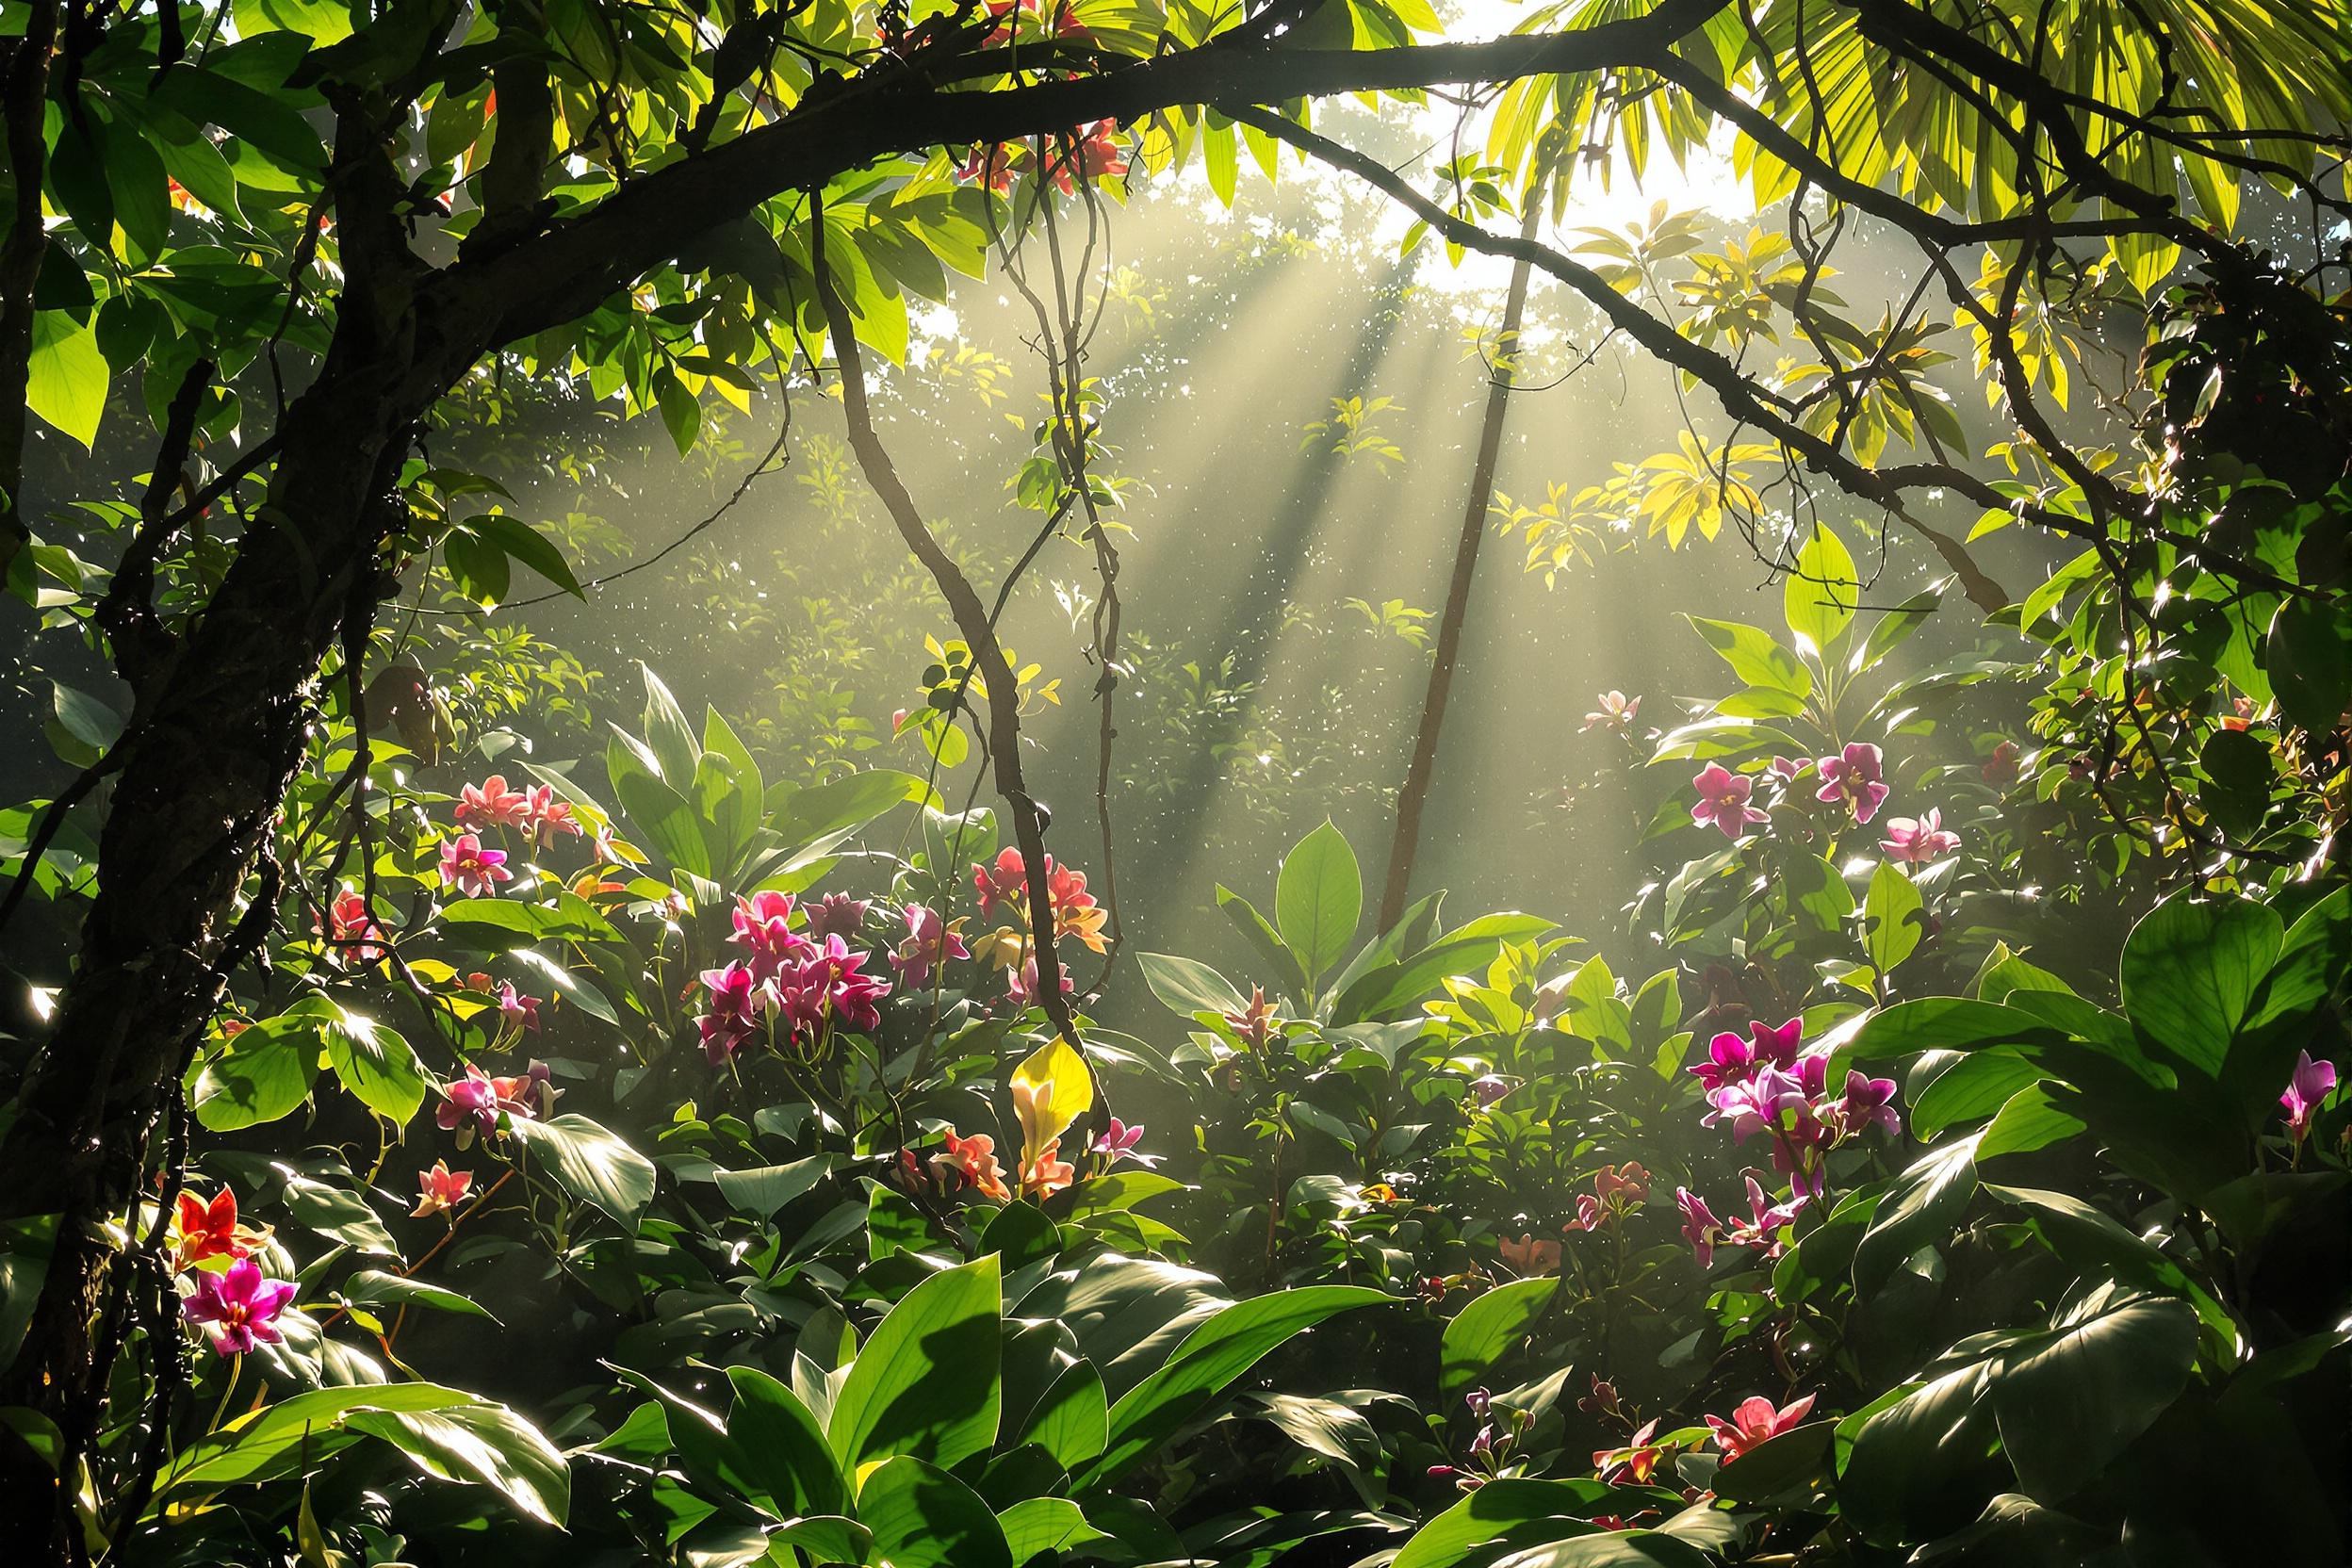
1018,1137,1075,1200
173,1188,269,1270
1496,1233,1560,1276
931,1128,1011,1202
412,1161,474,1218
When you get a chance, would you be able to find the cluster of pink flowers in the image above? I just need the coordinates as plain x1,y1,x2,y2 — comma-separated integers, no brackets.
1689,1017,1899,1199
694,891,892,1063
325,890,387,964
454,774,582,849
1562,1161,1650,1234
1690,742,1960,869
1676,1175,1808,1269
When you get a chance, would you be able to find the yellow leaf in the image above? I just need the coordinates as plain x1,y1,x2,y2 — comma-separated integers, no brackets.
1009,1037,1093,1166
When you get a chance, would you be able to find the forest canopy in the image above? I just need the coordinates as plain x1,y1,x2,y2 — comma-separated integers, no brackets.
0,0,2347,1564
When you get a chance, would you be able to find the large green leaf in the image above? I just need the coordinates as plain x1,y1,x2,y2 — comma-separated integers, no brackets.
1862,862,1925,975
1836,1364,2001,1546
1393,1478,1626,1568
1853,1134,1982,1293
1784,524,1858,651
1276,820,1363,990
191,1018,318,1131
346,1401,571,1526
768,768,939,857
1086,1285,1389,1483
508,1114,655,1230
998,1495,1105,1562
162,1383,491,1494
26,312,107,449
1439,1276,1557,1396
1990,1293,2197,1503
827,1254,1001,1473
855,1456,1010,1568
1010,1358,1107,1471
725,1366,848,1518
1910,1052,2043,1136
2118,894,2282,1076
1135,951,1249,1019
1686,616,1812,697
315,1003,427,1125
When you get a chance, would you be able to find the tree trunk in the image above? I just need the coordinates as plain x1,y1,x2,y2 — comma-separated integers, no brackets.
1377,184,1544,931
0,0,61,576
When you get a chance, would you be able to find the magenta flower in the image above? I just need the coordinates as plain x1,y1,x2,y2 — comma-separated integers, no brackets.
1091,1118,1161,1168
805,892,869,941
1706,1393,1817,1460
436,1065,536,1148
494,980,541,1035
729,890,815,980
1769,755,1807,783
889,905,971,990
1469,1073,1515,1108
522,785,583,849
1882,808,1959,866
2280,1051,2336,1145
1726,1174,1807,1258
182,1259,298,1356
438,834,513,898
777,935,892,1036
1981,740,2022,784
1691,763,1770,840
1007,955,1073,1010
1676,1186,1723,1268
1823,1070,1902,1141
1816,743,1890,824
697,960,775,1063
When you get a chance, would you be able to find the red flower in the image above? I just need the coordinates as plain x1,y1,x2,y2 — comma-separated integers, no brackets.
1706,1393,1817,1460
325,890,386,964
931,1127,1011,1201
412,1161,473,1218
173,1188,268,1270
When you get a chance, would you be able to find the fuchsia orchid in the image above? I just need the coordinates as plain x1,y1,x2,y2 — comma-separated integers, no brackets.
804,891,869,940
436,1065,537,1148
890,904,971,990
1006,955,1073,1011
1690,763,1770,840
777,935,892,1035
1706,1393,1817,1460
696,960,776,1063
2280,1051,2336,1146
182,1259,298,1356
454,775,531,831
728,890,815,978
1690,1017,1805,1092
1815,743,1890,824
1882,808,1960,866
1091,1118,1159,1168
438,834,514,898
522,785,583,849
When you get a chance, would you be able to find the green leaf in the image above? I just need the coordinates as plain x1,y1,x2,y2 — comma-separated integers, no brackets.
26,312,108,449
1835,1364,2000,1546
827,1255,1001,1473
713,1156,831,1219
1990,1294,2197,1504
767,768,939,855
317,1004,427,1125
1712,1420,1835,1505
1392,1478,1627,1568
280,1170,398,1256
1784,525,1858,651
1977,1083,2085,1160
1862,862,1925,975
1276,821,1363,990
764,1517,871,1565
2118,894,2283,1076
855,1456,1010,1568
1853,1134,1982,1293
2197,727,2276,840
342,1270,498,1323
1439,1277,1557,1396
191,1021,318,1132
1216,884,1302,998
470,512,582,597
1911,1052,2044,1136
726,1366,849,1518
162,1383,487,1494
1135,951,1248,1019
508,1114,655,1230
637,662,702,785
2267,595,2352,734
1686,616,1812,697
51,680,123,751
999,1496,1104,1563
1010,1358,1106,1471
345,1401,571,1527
1087,1285,1389,1484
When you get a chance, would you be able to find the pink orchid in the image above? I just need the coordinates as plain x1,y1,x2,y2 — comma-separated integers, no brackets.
522,785,583,849
777,935,892,1036
436,1065,535,1148
1726,1174,1807,1258
1882,808,1960,866
1822,1069,1903,1141
1706,1393,1818,1460
729,890,814,979
889,905,971,990
804,891,869,941
438,834,514,898
1981,740,2021,784
412,1161,473,1218
454,775,531,831
325,889,387,964
1677,1186,1725,1268
182,1259,298,1356
2280,1051,2336,1145
1815,743,1890,824
1091,1118,1159,1168
1581,691,1641,731
1691,763,1770,840
932,1128,1011,1201
494,980,541,1035
697,961,775,1063
1006,955,1072,1011
972,849,1031,920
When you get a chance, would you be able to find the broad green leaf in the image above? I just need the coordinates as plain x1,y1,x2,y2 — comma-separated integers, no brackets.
1712,1420,1834,1505
1686,616,1811,697
1087,1285,1389,1483
763,1517,871,1565
768,769,939,856
1853,1134,1982,1293
1910,1052,2043,1136
346,1402,570,1526
163,1383,488,1494
856,1456,1010,1568
999,1495,1104,1562
191,1021,318,1131
637,662,702,785
2119,894,2282,1076
1392,1478,1627,1568
26,312,107,449
1276,820,1363,989
1862,862,1925,975
1836,1364,2000,1546
1440,1276,1557,1396
713,1156,832,1219
508,1114,655,1229
828,1255,1001,1473
1135,951,1248,1018
727,1366,849,1518
317,1004,427,1125
1976,1083,2085,1160
342,1271,497,1323
1011,1358,1106,1471
2268,596,2352,734
1990,1294,2197,1503
1216,884,1302,998
1784,525,1858,651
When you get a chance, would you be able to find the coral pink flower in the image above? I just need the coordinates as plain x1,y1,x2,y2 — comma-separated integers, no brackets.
2281,1051,2336,1145
1882,808,1959,865
1981,740,2021,784
1815,743,1890,824
455,775,531,831
1497,1233,1561,1275
412,1162,473,1218
1019,1137,1076,1200
1691,763,1769,840
1222,986,1280,1050
1706,1393,1817,1460
932,1128,1012,1201
1592,1418,1669,1484
182,1259,298,1356
522,785,583,849
972,849,1030,919
438,834,513,898
325,890,386,964
889,905,971,989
